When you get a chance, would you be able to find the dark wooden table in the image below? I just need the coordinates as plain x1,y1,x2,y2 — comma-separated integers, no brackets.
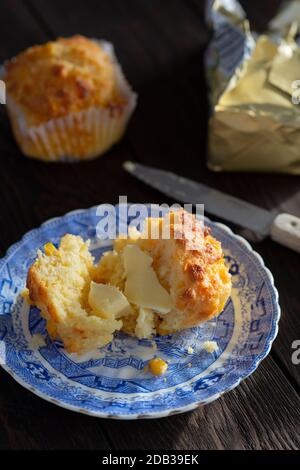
0,0,299,450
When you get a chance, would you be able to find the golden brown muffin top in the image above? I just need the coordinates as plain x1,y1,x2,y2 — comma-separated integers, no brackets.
4,35,126,126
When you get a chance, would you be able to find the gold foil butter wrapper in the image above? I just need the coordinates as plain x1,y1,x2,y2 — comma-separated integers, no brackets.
206,0,300,174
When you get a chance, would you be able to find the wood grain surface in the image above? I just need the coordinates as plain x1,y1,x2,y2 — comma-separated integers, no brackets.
0,0,299,450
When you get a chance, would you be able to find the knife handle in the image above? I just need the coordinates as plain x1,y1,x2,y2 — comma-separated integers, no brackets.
270,213,300,253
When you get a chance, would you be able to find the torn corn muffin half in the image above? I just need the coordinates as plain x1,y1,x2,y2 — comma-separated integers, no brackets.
26,210,231,353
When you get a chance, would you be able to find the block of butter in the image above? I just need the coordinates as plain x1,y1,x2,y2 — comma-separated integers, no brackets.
206,0,300,174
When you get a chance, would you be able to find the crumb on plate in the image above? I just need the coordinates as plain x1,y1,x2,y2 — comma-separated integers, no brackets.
149,357,168,376
203,340,219,353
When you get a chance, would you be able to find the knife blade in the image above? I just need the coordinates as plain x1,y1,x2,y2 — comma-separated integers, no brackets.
123,161,276,236
123,161,300,252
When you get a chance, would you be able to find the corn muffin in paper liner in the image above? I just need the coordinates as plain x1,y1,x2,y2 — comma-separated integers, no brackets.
2,40,137,162
206,0,300,174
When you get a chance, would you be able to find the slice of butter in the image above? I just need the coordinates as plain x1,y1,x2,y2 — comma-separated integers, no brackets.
123,245,174,314
88,282,133,319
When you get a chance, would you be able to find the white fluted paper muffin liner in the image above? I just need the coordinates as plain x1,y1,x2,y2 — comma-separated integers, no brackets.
3,40,137,162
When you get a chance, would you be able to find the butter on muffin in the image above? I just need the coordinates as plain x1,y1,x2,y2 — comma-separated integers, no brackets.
3,35,137,161
26,210,231,353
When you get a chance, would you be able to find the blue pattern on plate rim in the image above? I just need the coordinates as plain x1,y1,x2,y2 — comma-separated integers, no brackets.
0,205,280,419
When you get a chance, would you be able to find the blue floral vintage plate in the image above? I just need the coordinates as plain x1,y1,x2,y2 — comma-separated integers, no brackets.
0,205,280,419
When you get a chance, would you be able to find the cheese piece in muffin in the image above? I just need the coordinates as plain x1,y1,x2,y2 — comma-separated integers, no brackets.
4,35,136,161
